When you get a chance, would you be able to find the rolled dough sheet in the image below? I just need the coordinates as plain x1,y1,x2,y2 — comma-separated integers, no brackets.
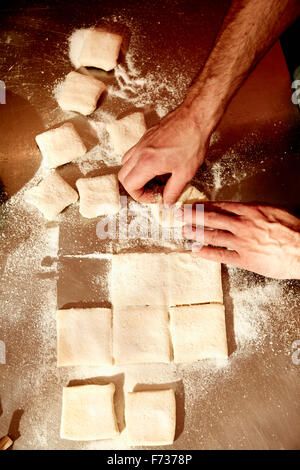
76,174,120,218
35,122,87,169
150,183,208,228
79,28,122,71
57,308,112,366
106,112,147,157
113,305,171,364
24,171,78,221
170,304,228,362
125,389,176,446
111,252,223,306
61,384,119,441
57,71,106,115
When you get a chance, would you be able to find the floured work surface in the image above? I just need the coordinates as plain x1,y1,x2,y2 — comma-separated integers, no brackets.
1,0,300,451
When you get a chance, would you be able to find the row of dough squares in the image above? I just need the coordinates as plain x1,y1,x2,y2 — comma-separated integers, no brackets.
58,252,226,366
61,384,176,445
58,303,227,366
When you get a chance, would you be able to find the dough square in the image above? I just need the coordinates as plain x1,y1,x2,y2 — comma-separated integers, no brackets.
79,28,122,71
76,174,120,218
113,305,171,364
57,71,106,116
150,184,207,228
107,112,147,156
57,308,112,366
111,252,223,306
125,390,176,446
61,384,119,441
170,304,228,362
35,122,87,169
24,171,78,221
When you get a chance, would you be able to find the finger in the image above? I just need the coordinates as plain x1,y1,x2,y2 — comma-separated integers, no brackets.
183,225,236,248
122,146,136,164
121,160,158,201
180,207,240,233
203,201,246,215
118,154,139,184
192,245,241,266
163,172,189,207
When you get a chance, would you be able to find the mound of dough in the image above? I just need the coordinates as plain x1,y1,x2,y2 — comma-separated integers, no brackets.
150,184,208,228
113,305,171,364
79,28,122,71
125,389,176,446
61,384,119,441
57,71,106,115
107,112,147,157
76,174,120,218
24,171,78,221
111,252,223,306
170,304,228,362
57,308,112,366
35,122,87,169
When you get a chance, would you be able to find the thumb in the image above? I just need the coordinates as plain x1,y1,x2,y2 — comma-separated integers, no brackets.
163,172,189,207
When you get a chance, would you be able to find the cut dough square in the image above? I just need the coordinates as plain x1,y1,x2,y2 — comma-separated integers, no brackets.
113,305,171,364
57,308,112,366
24,171,78,221
125,390,176,446
170,304,228,362
150,184,207,228
107,112,147,156
76,174,120,218
35,122,87,169
61,384,119,441
111,252,223,306
79,28,122,71
57,71,106,115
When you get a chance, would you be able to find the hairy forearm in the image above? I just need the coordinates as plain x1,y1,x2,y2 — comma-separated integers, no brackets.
184,0,300,130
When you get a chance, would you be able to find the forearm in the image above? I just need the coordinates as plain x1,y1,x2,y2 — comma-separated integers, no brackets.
184,0,300,130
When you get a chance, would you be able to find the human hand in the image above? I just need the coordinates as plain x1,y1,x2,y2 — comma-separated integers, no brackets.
118,104,213,206
181,202,300,279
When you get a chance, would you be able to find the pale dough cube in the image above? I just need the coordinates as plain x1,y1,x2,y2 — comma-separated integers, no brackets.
24,171,78,221
57,308,112,366
150,184,208,228
76,174,120,218
57,71,106,115
107,112,147,156
61,384,119,441
113,305,171,365
170,304,228,363
125,390,176,446
111,252,223,306
79,28,122,71
35,123,87,169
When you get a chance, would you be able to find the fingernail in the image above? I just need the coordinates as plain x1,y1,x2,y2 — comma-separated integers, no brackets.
174,208,183,220
192,243,202,254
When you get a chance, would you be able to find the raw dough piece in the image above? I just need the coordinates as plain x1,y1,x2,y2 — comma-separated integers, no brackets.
107,112,147,156
113,305,171,364
111,252,223,306
170,304,228,362
125,390,176,446
24,171,78,221
76,174,120,218
57,308,112,366
79,28,122,71
150,184,208,228
57,71,106,115
61,384,119,441
35,122,87,169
